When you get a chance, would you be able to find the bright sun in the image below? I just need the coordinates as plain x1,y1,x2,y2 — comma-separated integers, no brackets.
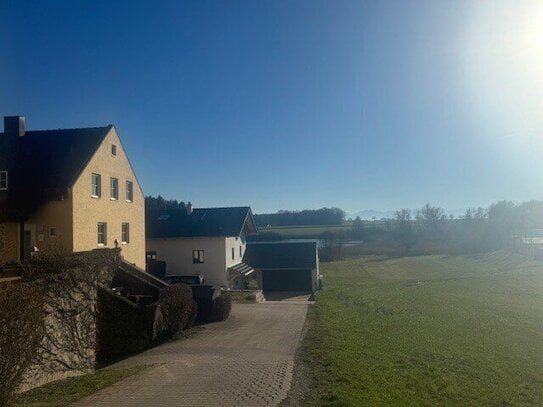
462,0,543,148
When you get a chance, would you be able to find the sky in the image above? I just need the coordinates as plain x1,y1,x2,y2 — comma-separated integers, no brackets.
2,0,543,214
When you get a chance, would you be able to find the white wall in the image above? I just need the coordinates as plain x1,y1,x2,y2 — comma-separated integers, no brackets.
224,236,246,268
147,237,230,287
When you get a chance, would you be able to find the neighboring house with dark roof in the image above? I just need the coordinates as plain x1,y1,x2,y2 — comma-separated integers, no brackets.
0,116,145,268
244,241,320,292
146,206,258,287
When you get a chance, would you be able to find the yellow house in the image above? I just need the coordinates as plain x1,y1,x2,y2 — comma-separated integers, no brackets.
0,116,145,268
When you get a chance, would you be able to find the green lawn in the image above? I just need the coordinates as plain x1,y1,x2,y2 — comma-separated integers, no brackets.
12,366,146,407
304,252,543,406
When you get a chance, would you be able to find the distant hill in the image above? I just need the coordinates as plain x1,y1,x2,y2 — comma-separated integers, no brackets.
348,208,467,220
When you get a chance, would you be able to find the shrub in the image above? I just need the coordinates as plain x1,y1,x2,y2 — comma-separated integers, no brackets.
0,283,46,406
212,293,232,322
158,284,195,339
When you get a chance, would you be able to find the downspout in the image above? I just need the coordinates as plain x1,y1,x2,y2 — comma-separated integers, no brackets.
19,221,24,261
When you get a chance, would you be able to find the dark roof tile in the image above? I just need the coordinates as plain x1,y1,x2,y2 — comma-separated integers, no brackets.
146,207,257,238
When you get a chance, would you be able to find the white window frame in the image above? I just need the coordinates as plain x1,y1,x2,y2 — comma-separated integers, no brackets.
0,171,8,190
110,177,119,200
91,173,101,198
97,222,107,246
121,223,130,244
126,180,133,202
192,250,204,264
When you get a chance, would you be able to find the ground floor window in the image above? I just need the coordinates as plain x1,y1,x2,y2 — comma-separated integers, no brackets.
193,250,204,264
97,222,107,246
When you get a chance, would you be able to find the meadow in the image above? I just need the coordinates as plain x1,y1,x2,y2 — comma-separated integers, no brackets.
303,252,543,406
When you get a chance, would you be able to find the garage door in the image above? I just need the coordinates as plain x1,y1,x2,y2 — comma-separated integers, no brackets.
261,269,312,292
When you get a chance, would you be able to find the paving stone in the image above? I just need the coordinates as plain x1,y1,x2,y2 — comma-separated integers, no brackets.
73,302,309,407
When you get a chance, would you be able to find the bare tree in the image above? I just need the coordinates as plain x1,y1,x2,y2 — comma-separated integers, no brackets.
0,283,46,406
394,209,414,254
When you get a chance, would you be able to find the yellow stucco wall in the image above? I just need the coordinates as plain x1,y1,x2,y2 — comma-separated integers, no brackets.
71,128,145,269
26,198,74,253
0,222,20,263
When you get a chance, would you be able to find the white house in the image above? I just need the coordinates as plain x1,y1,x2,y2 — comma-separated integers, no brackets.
145,206,258,287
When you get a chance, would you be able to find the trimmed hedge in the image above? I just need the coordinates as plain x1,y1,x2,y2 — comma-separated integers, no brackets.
158,284,195,339
212,293,232,322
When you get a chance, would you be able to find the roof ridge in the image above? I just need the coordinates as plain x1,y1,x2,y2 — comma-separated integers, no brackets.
24,124,113,133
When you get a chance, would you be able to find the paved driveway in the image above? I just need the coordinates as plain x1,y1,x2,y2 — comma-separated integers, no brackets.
74,301,309,407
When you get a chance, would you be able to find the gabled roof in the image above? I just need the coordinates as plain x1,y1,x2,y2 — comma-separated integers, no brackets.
0,126,112,221
244,241,318,269
146,207,258,238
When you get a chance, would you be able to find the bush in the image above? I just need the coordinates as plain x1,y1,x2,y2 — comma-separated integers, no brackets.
212,294,232,322
0,283,46,406
158,284,195,339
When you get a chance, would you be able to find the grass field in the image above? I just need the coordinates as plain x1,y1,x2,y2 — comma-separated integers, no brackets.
12,366,146,407
303,252,543,406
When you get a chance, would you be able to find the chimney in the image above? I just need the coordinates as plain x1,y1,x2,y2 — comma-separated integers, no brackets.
4,116,25,137
187,202,193,215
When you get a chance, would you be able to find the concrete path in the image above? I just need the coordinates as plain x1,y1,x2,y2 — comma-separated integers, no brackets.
74,301,309,407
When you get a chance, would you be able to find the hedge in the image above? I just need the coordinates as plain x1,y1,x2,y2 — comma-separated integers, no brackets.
158,284,195,339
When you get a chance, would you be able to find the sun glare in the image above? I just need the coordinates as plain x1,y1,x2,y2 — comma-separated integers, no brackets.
462,0,543,148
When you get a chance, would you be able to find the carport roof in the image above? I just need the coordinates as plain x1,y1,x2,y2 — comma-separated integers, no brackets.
244,241,318,269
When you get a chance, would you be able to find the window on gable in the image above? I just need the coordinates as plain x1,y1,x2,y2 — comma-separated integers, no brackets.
232,247,235,260
110,177,119,200
193,250,204,264
49,227,57,238
122,223,130,243
239,246,242,257
111,144,117,156
126,180,133,202
0,171,8,190
91,173,101,197
97,222,107,246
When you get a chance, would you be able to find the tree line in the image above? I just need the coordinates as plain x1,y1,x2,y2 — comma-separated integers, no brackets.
254,207,346,227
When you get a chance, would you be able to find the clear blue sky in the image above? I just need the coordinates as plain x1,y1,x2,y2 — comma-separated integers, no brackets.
2,0,543,214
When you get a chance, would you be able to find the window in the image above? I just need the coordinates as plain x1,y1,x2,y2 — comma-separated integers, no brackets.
146,251,157,260
111,144,117,156
49,227,57,238
192,250,204,264
232,247,235,260
121,223,130,243
97,222,107,245
0,171,8,190
91,173,101,197
239,246,242,257
110,177,119,200
126,180,133,202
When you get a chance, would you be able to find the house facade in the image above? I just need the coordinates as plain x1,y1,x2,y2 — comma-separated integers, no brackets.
0,116,145,268
146,206,258,287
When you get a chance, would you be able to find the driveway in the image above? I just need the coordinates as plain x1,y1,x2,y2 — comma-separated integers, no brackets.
74,301,309,407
